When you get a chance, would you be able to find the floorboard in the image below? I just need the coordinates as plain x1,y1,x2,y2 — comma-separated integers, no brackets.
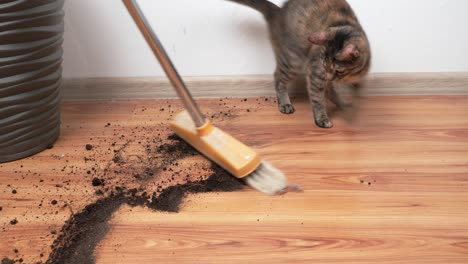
1,96,467,263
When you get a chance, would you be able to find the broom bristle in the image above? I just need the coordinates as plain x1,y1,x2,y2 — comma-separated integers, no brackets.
244,161,302,195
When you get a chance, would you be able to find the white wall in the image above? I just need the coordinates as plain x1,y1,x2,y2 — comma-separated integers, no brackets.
63,0,468,78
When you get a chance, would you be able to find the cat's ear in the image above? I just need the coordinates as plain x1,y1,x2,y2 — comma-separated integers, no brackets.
337,44,360,61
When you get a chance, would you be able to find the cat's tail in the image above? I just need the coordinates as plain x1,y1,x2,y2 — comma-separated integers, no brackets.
226,0,280,21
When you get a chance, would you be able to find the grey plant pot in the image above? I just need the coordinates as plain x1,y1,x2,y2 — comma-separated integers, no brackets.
0,0,64,163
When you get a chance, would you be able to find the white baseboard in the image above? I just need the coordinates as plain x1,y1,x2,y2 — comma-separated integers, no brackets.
61,73,468,101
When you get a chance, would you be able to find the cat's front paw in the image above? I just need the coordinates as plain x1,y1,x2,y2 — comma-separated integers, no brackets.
314,117,333,128
279,103,295,114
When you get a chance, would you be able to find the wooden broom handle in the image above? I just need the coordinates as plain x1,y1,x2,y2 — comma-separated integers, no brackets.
123,0,206,127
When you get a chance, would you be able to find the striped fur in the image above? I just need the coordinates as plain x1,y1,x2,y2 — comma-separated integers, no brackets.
227,0,371,128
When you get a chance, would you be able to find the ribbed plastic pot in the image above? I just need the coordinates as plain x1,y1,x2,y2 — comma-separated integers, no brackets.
0,0,64,163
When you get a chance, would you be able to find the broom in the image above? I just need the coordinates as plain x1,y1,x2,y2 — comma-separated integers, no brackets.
123,0,296,195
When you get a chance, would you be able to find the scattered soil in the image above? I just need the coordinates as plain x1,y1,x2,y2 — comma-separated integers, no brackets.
1,98,274,263
46,195,126,264
46,166,242,264
91,178,104,187
1,258,15,264
148,164,243,212
43,135,243,264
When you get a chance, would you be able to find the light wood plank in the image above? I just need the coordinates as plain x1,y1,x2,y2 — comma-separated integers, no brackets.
1,96,467,263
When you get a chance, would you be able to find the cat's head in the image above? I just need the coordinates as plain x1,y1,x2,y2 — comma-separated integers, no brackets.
308,26,371,84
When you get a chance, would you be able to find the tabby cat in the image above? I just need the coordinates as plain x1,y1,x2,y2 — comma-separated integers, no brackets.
227,0,371,128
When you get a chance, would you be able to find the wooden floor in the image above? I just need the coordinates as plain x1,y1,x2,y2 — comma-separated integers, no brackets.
1,96,468,263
